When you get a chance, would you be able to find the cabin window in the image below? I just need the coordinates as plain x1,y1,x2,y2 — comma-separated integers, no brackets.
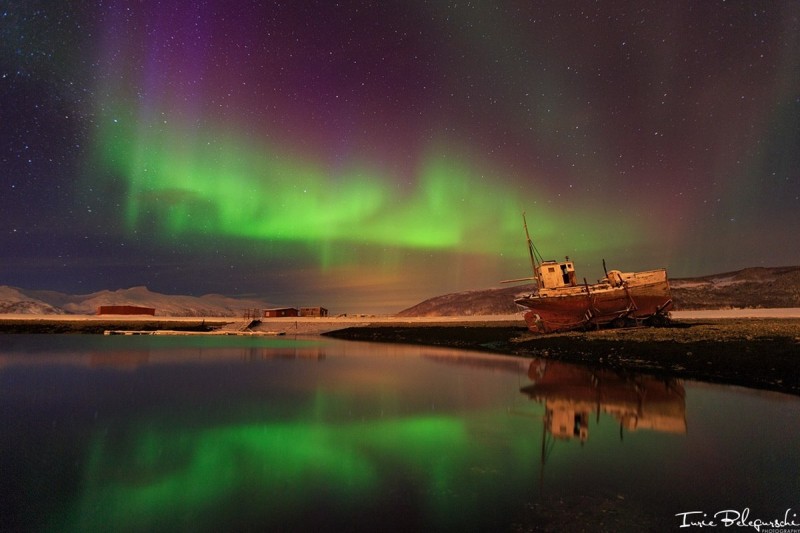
548,267,555,273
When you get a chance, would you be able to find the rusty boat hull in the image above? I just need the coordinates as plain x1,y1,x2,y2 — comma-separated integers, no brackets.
516,268,673,333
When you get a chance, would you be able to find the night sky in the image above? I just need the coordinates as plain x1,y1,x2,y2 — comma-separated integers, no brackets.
2,1,799,313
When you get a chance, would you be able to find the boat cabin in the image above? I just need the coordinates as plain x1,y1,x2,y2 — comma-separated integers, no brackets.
537,259,577,289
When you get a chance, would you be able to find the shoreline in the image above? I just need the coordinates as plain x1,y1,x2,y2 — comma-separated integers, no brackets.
1,310,799,396
2,307,799,332
326,318,800,396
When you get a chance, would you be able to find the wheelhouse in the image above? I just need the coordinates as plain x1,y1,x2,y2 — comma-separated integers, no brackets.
537,259,577,289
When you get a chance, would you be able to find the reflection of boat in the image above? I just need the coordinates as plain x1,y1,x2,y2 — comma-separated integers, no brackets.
503,214,672,333
520,359,686,443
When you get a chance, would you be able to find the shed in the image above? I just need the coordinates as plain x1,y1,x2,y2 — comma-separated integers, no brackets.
264,307,299,318
299,306,328,317
96,305,156,316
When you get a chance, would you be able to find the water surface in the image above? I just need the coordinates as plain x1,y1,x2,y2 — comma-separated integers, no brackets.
2,335,798,531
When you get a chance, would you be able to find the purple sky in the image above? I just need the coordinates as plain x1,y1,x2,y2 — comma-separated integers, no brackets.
2,1,798,312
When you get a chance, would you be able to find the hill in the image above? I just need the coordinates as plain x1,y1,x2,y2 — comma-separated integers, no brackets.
0,286,276,317
396,284,534,317
670,266,800,309
397,266,800,317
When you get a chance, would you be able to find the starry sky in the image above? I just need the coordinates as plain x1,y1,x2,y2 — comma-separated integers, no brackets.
2,1,799,313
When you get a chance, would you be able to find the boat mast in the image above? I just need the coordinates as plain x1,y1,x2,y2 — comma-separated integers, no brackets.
522,213,543,289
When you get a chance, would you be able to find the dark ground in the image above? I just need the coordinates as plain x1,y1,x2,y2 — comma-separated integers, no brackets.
324,318,800,396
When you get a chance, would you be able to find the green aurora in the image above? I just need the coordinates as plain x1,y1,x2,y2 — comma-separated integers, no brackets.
94,112,641,272
59,413,538,531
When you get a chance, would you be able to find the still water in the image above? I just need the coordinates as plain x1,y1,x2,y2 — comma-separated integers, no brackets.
2,334,799,532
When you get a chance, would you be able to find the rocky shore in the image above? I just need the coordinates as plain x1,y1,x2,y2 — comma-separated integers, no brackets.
324,318,800,396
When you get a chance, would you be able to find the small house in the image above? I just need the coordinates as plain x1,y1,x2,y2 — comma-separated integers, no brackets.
96,305,156,316
264,307,299,318
299,306,328,317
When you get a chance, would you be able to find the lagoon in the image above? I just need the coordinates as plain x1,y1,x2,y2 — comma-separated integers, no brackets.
1,334,799,531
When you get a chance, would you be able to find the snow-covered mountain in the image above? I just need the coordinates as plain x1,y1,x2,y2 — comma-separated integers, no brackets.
0,286,276,317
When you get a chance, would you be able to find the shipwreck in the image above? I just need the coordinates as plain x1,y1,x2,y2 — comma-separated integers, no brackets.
503,215,673,333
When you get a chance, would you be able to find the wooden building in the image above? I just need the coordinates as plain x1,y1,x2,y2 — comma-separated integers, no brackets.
264,307,299,318
299,306,328,317
96,305,156,316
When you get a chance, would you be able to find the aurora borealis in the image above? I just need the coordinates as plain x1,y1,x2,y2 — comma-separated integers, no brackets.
2,1,799,312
